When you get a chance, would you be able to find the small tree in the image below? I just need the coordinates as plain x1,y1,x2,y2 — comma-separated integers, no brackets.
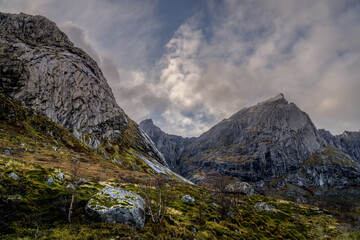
141,175,174,224
214,175,236,218
61,161,83,223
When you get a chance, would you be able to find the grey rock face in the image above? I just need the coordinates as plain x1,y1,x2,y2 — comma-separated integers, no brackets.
0,12,73,47
180,94,326,182
285,147,360,189
139,119,195,170
319,129,360,163
85,186,146,229
0,12,166,166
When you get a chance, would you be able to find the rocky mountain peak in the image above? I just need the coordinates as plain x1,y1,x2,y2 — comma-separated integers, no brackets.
0,12,73,47
0,12,167,167
180,94,327,182
141,119,154,125
257,93,286,105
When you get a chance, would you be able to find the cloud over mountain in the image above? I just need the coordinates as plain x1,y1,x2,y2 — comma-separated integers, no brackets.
1,0,359,137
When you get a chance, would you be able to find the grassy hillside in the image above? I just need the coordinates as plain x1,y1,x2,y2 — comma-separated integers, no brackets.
1,94,359,239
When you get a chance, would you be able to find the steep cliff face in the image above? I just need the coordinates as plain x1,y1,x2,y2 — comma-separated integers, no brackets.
139,119,195,170
0,12,166,166
319,129,360,163
179,94,327,182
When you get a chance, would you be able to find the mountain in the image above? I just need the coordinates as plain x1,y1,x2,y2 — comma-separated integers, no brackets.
1,12,360,239
143,94,360,201
179,93,328,182
139,119,195,171
0,12,168,170
319,129,360,163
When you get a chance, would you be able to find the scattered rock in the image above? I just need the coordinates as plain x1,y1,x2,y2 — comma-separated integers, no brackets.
19,143,25,147
296,197,307,204
224,182,256,195
85,186,146,229
9,172,19,179
113,158,122,164
227,211,235,218
165,184,170,188
253,202,277,212
210,203,220,209
52,147,57,151
8,194,23,201
181,195,195,203
74,154,81,158
3,149,12,157
57,172,64,181
75,178,85,185
46,177,54,185
66,183,76,191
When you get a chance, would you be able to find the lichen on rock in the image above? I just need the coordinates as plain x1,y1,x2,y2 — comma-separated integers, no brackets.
85,186,146,228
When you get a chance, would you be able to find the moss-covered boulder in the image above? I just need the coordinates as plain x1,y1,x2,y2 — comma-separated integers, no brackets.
85,186,146,228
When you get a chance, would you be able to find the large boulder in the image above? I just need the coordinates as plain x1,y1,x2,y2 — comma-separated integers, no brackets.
85,186,146,229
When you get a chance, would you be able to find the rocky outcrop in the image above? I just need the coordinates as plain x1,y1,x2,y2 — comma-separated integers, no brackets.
139,119,195,170
0,12,166,166
319,129,360,163
179,94,327,182
224,182,256,195
284,146,360,189
253,202,277,212
85,186,146,228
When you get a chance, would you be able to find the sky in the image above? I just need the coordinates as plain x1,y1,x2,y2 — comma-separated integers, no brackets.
1,0,360,137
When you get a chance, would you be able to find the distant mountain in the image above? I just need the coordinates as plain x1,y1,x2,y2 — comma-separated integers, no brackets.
139,119,195,171
143,94,360,201
179,93,327,182
0,12,192,180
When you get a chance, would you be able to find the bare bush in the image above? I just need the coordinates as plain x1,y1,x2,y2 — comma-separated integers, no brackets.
140,175,175,224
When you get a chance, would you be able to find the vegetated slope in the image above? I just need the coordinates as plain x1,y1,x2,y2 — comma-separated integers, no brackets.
2,93,353,239
0,12,166,167
0,93,176,181
139,119,195,171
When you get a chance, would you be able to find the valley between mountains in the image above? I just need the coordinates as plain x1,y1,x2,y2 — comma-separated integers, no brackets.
1,12,360,239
